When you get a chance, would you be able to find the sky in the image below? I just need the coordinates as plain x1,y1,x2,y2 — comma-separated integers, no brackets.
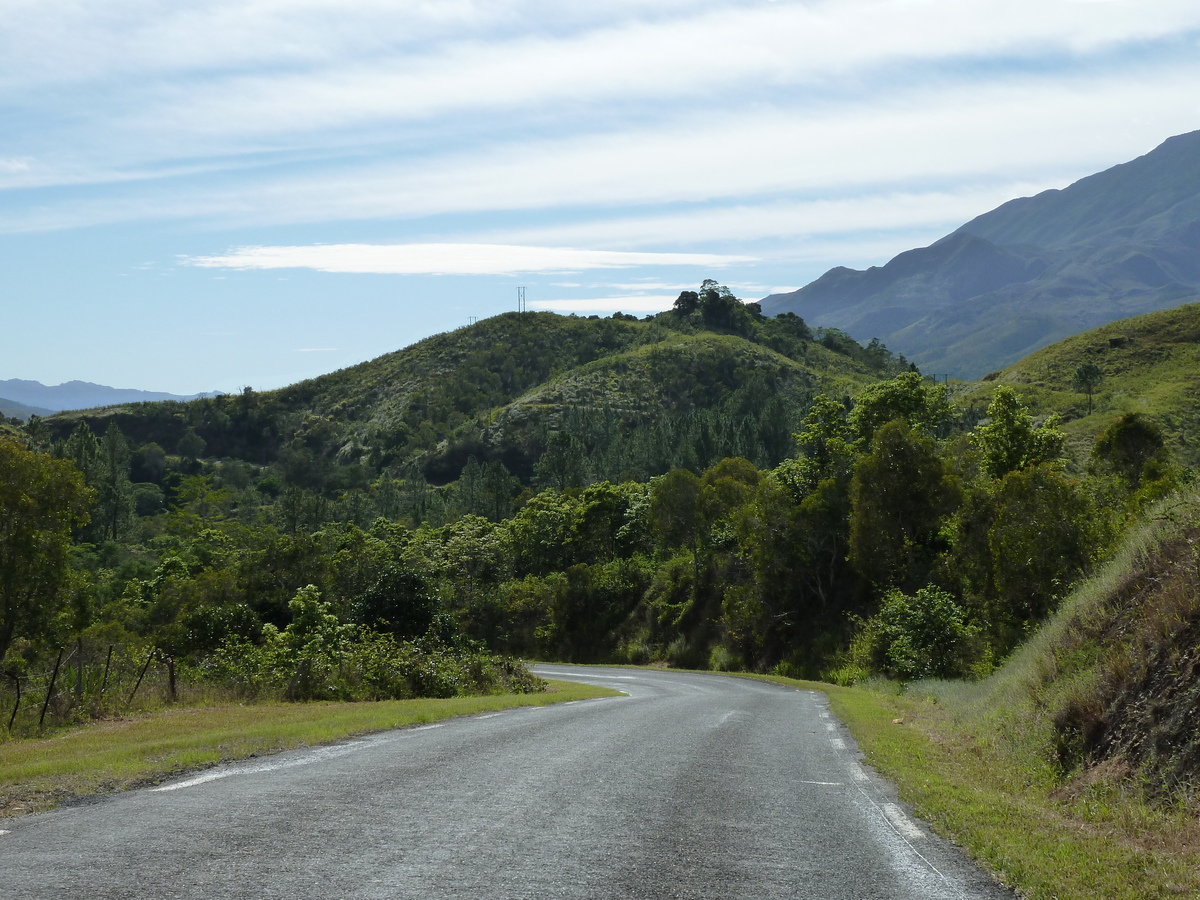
3,0,1199,395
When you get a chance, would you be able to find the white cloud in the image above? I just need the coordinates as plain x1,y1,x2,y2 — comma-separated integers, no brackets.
486,183,1060,251
134,63,1192,239
184,243,757,275
4,56,1194,248
12,1,1200,151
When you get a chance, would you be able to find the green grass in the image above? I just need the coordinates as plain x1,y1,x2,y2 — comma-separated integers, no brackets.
751,673,1200,899
957,301,1200,467
0,680,619,818
751,488,1200,898
749,485,1200,900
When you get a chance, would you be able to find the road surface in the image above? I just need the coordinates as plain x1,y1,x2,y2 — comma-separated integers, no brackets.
1,666,1013,898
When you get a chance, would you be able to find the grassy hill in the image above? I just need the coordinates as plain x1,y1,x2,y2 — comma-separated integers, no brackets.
43,308,889,487
955,301,1200,467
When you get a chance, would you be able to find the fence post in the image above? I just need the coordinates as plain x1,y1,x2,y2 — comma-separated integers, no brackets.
127,647,155,707
39,648,64,729
5,671,20,731
101,645,114,694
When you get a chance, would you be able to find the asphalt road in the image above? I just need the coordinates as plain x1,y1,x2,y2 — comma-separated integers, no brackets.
1,666,1013,899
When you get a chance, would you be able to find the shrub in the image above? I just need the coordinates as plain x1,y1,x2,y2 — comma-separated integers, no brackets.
849,585,982,680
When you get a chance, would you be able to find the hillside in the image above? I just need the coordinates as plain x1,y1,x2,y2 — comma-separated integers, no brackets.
43,308,889,486
762,130,1200,379
1,396,53,422
955,302,1200,467
938,483,1200,824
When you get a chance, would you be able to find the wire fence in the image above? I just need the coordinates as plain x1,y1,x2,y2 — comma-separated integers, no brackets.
1,639,175,734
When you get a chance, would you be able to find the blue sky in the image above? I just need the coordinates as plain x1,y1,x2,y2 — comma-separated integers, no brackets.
3,0,1199,395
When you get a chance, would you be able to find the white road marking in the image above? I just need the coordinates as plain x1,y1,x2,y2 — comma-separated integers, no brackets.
850,766,870,783
152,771,231,792
0,829,10,835
799,781,843,786
476,713,500,719
413,722,447,729
151,741,370,792
883,803,926,840
825,722,837,732
830,737,846,750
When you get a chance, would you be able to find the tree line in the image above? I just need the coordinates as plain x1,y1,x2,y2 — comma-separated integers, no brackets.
3,352,1178,734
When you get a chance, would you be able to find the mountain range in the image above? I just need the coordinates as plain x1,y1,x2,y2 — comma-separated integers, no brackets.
762,129,1200,379
0,379,222,419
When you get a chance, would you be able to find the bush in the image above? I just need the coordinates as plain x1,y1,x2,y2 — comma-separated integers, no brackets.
849,585,982,680
192,585,544,701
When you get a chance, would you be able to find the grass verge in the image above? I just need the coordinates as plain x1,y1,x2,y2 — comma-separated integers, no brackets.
756,674,1200,900
0,680,618,819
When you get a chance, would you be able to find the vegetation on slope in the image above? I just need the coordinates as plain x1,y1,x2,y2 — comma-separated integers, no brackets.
961,301,1200,467
816,486,1200,899
40,293,891,492
7,283,1200,887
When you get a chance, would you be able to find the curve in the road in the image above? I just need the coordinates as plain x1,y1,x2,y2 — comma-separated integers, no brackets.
0,666,1012,899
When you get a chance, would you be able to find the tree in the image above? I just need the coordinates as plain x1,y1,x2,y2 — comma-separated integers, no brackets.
480,459,519,522
534,432,589,492
1072,363,1104,415
848,372,953,444
849,585,980,680
1092,412,1168,489
0,439,93,664
672,291,699,315
353,565,436,639
775,395,856,499
987,464,1091,632
971,387,1064,480
649,468,703,551
455,455,485,517
95,424,136,541
177,426,206,461
849,420,960,591
60,421,102,484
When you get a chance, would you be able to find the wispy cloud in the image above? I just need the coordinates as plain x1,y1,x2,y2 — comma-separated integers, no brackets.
184,243,756,275
5,0,1200,392
6,55,1196,240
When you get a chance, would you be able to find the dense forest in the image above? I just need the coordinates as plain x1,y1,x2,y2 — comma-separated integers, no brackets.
1,283,1180,731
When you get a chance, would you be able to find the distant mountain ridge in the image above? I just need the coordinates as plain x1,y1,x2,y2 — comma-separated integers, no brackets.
761,129,1200,378
0,397,53,421
0,379,222,415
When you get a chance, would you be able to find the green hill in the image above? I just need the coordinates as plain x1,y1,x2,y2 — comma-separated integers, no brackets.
956,301,1200,467
43,308,890,487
